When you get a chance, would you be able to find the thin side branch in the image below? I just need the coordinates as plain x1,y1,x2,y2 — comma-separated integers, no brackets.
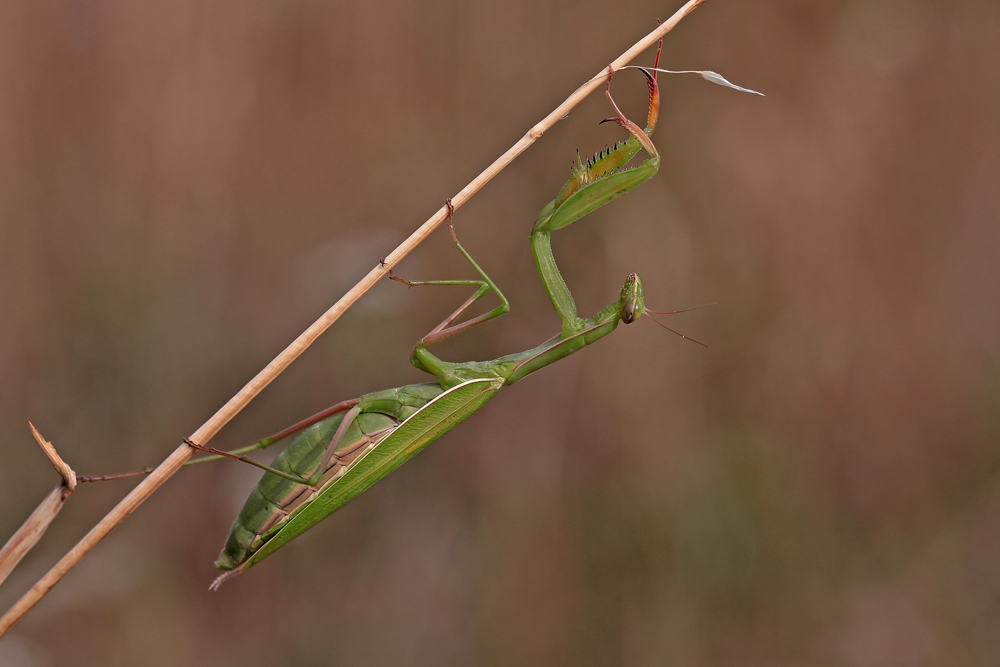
0,0,708,637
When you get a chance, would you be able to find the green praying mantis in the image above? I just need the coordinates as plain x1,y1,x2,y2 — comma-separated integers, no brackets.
178,43,762,589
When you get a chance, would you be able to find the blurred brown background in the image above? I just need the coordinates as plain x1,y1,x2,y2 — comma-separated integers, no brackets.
1,0,998,665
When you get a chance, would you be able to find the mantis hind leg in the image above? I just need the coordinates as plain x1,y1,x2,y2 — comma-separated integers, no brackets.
184,402,364,486
82,399,363,484
186,399,361,465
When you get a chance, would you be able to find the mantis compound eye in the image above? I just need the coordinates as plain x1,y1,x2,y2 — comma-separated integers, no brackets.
623,304,637,323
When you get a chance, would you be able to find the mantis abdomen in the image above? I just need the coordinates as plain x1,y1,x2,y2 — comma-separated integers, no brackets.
215,379,503,576
216,382,447,570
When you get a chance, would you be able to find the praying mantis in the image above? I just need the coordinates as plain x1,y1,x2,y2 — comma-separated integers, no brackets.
184,42,760,589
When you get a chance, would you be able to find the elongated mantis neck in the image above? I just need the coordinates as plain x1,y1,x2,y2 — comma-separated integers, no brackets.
503,273,644,384
412,270,644,388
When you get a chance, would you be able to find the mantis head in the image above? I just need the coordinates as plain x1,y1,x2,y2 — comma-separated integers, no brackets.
619,273,645,324
618,274,710,346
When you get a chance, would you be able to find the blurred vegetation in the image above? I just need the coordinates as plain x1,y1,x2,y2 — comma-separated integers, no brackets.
1,0,998,665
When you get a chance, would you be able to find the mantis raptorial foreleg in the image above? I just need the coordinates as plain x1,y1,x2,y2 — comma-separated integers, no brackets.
531,63,661,336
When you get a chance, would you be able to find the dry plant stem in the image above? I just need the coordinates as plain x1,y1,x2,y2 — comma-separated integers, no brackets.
0,487,70,589
0,425,76,588
0,0,707,637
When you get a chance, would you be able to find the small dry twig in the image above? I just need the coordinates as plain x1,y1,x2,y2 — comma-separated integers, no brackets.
28,422,76,492
0,0,708,637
